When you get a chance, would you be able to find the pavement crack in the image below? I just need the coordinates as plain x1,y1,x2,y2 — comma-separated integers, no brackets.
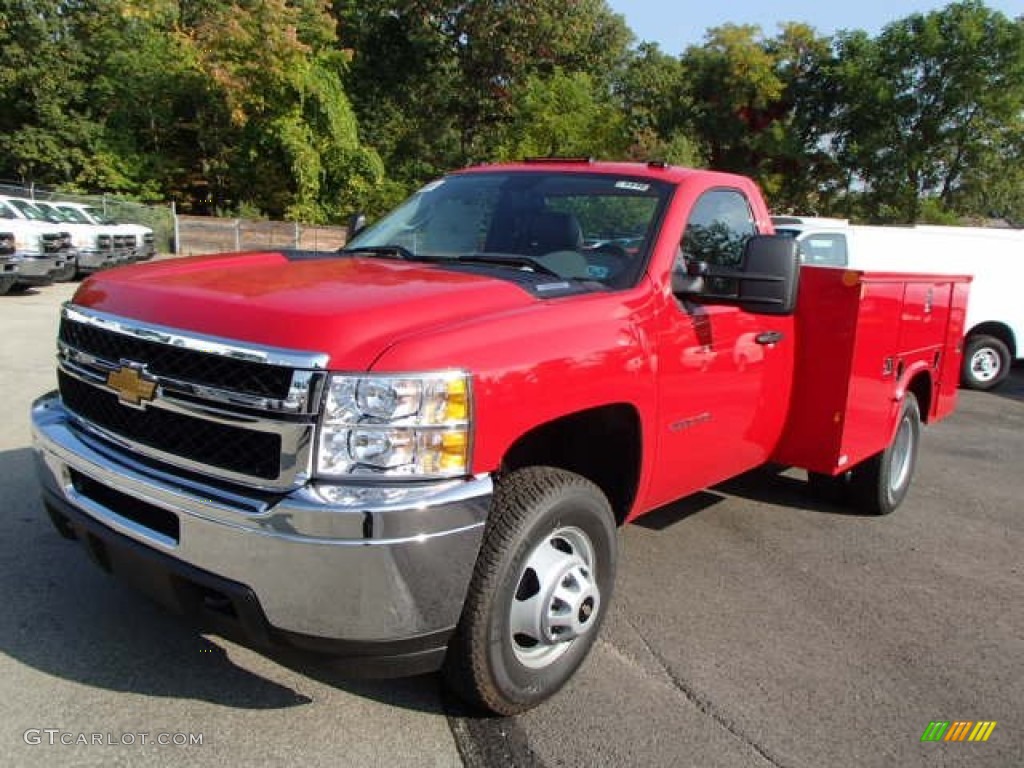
441,687,548,768
622,617,791,768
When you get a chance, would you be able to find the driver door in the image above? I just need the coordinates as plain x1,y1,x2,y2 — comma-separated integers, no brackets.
646,188,792,508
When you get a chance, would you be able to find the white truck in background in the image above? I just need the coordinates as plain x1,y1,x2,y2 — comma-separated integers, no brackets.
772,217,1023,390
0,198,69,290
52,201,155,261
5,197,118,278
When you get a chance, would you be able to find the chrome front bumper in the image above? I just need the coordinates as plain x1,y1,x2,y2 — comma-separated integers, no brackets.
14,252,63,284
74,248,115,272
0,258,16,288
31,392,491,646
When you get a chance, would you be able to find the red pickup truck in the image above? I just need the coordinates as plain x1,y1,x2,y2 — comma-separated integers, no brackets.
31,160,969,715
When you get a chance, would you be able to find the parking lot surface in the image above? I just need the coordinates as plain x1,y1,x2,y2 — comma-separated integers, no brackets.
2,280,1021,767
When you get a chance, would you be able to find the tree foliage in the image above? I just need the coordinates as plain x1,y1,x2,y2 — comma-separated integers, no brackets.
0,1,1021,225
829,0,1024,222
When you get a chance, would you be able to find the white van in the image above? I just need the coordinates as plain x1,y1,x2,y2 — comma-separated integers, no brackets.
772,217,1023,391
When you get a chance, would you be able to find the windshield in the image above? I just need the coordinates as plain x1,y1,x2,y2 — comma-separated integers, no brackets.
345,171,672,288
6,199,51,222
55,206,93,224
37,203,77,223
82,205,117,225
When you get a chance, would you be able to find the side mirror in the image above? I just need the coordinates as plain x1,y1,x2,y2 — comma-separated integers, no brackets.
737,235,800,315
672,235,799,316
347,212,367,240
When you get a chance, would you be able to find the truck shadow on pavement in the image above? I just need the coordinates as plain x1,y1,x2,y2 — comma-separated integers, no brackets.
0,446,446,715
991,363,1024,402
634,466,863,531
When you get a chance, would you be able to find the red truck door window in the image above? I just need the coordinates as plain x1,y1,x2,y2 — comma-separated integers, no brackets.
646,189,793,507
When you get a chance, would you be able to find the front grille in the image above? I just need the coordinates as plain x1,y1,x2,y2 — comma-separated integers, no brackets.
59,370,282,480
42,234,62,253
60,318,294,400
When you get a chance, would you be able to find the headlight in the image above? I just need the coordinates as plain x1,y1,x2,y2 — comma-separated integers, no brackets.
316,372,470,478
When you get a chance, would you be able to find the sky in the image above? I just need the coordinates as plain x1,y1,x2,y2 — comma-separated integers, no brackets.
606,0,1024,53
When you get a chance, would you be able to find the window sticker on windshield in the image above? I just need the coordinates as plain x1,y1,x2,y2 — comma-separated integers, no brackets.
615,181,650,192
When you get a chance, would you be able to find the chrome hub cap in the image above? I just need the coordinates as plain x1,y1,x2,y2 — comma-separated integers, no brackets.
509,526,600,669
889,413,914,492
970,348,1001,383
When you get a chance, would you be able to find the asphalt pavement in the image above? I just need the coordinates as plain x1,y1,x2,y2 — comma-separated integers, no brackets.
1,279,1021,767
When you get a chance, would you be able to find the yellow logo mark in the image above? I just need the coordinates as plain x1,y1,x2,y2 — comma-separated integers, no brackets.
966,722,998,742
107,364,157,407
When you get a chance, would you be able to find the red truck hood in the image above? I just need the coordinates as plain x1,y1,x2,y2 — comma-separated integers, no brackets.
71,251,538,369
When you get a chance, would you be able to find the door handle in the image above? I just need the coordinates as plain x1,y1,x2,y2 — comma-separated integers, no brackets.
755,331,784,345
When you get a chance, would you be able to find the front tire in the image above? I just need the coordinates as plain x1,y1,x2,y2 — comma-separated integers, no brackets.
443,467,617,715
961,334,1010,390
54,259,78,282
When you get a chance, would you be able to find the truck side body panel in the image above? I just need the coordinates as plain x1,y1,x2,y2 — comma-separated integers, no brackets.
772,267,969,475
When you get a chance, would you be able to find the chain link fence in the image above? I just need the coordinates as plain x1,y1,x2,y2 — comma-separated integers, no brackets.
0,180,349,257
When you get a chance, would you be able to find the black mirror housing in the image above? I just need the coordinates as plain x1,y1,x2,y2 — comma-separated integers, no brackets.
672,235,799,316
737,235,800,315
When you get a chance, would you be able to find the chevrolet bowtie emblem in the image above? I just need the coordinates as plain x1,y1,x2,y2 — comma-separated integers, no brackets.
107,364,157,407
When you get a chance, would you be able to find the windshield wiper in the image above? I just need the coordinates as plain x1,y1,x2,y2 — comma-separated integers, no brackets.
454,252,565,279
338,244,419,261
339,247,572,281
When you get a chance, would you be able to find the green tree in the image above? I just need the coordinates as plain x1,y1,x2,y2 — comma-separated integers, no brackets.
186,0,382,220
679,23,835,210
335,0,633,184
830,1,1024,222
498,69,629,160
0,0,108,186
613,43,704,164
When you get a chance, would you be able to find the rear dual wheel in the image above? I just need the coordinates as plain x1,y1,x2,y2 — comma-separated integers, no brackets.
444,467,616,716
807,393,921,515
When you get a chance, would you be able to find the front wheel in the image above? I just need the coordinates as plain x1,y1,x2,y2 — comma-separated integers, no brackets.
443,467,617,715
961,334,1011,391
54,259,78,282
